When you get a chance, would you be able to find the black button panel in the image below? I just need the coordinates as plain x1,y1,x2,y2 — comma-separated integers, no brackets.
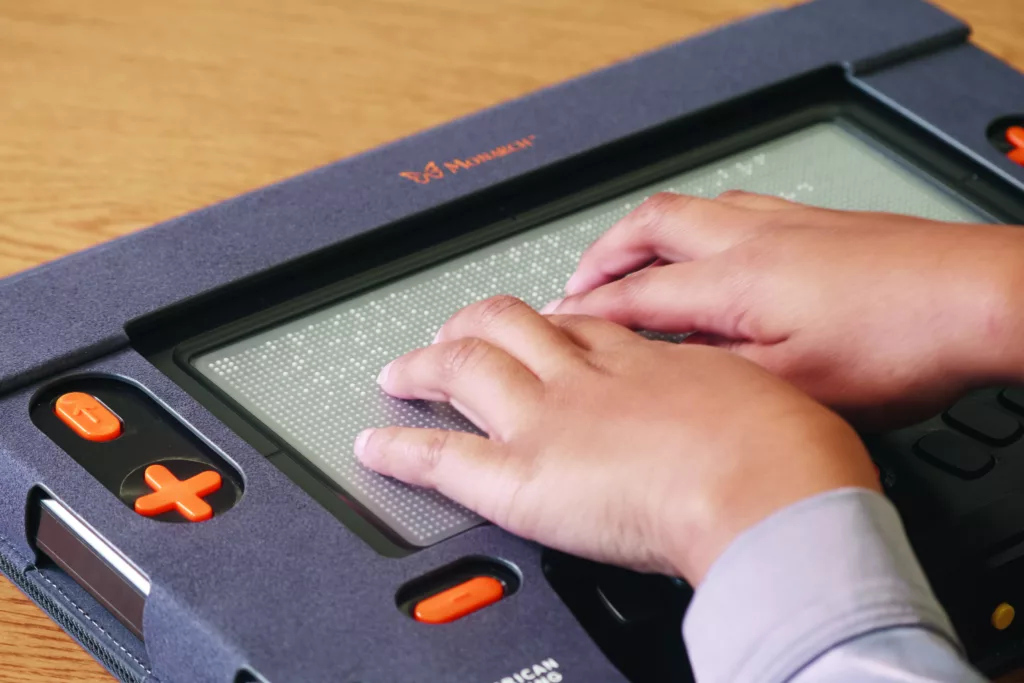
915,431,994,479
867,387,1024,670
944,401,1021,446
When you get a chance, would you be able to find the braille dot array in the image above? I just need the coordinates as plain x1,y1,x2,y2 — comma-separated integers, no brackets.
195,123,983,547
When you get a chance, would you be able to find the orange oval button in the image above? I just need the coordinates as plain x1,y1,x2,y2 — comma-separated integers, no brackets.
413,576,505,624
55,393,122,442
1007,126,1024,151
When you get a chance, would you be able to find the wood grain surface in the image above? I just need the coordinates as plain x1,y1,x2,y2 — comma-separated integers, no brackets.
1,0,1022,680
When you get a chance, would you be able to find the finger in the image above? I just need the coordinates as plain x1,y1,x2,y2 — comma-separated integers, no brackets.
378,338,541,438
564,192,768,295
435,295,581,377
552,261,761,340
355,426,516,523
715,189,802,211
543,313,641,350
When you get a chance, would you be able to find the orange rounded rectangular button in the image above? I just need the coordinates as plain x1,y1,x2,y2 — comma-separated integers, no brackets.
413,576,505,624
55,392,122,442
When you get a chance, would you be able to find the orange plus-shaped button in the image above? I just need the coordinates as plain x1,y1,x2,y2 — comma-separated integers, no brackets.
1007,126,1024,167
134,464,222,522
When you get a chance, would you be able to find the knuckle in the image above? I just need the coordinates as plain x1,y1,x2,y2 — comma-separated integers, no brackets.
637,192,697,239
643,191,685,212
466,294,525,329
637,191,683,221
417,430,452,472
716,261,766,339
717,189,752,201
613,272,652,306
365,427,399,461
440,337,491,379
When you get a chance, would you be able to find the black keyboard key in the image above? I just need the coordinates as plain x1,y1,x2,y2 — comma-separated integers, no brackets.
1000,388,1024,416
944,401,1021,446
915,431,994,479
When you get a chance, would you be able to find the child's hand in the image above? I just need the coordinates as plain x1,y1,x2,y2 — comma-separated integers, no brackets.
547,192,1024,428
356,296,875,584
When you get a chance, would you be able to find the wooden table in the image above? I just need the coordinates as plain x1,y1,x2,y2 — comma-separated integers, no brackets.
0,0,1022,680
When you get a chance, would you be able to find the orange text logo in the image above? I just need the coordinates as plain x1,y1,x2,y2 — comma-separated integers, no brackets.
399,135,537,185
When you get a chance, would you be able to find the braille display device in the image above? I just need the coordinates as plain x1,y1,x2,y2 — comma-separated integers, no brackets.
2,1,1024,681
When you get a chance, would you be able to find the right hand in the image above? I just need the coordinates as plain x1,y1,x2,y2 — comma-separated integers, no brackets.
547,192,1024,428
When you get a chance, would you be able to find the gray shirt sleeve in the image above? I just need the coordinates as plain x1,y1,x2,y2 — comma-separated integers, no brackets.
681,488,988,683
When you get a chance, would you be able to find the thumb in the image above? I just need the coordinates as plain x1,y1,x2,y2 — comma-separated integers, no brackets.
547,261,751,339
355,426,515,524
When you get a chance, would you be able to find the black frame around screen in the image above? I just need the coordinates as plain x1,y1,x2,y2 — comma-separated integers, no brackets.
130,67,1024,556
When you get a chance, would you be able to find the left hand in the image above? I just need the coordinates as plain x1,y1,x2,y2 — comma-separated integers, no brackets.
355,296,875,584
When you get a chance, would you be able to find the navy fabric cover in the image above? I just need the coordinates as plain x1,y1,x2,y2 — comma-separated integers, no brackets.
0,0,966,392
26,567,152,681
0,350,626,683
861,43,1024,189
2,0,1022,681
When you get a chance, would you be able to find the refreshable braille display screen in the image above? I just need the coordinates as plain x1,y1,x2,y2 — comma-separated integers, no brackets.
193,122,987,548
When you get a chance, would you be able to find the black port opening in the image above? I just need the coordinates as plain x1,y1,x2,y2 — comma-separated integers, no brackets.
542,550,693,682
987,115,1024,154
27,487,149,642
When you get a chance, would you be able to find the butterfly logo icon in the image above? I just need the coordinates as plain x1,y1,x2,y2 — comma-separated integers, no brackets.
399,161,444,185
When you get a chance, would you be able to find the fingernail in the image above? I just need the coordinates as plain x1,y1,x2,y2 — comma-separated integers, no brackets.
540,298,563,314
432,329,443,344
354,428,375,459
564,272,583,295
376,362,392,385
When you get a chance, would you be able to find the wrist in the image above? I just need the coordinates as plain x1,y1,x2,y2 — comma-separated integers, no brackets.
955,227,1024,385
663,425,879,585
681,488,956,683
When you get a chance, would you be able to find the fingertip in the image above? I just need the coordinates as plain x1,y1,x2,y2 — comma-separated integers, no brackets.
564,271,587,295
354,428,376,462
540,298,563,314
376,362,392,386
547,294,579,314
